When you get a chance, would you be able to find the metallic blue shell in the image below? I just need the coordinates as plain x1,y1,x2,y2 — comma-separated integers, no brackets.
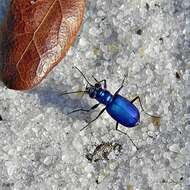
95,89,113,106
106,95,140,127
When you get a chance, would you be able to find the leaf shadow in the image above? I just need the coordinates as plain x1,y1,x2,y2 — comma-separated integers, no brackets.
29,84,93,122
0,0,11,24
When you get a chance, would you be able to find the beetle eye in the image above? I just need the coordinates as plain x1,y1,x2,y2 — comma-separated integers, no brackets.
95,83,101,88
88,87,96,98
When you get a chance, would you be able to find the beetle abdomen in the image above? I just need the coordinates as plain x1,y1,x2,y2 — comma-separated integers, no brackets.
106,95,140,127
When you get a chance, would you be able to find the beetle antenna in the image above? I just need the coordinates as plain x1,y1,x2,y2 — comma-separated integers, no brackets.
73,66,93,86
59,90,87,96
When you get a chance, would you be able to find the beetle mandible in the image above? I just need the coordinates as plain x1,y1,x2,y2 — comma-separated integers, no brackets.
62,67,160,137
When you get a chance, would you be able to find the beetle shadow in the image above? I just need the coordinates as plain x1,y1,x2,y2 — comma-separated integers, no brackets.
29,85,94,122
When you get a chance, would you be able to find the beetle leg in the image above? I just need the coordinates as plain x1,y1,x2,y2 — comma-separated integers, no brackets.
67,103,100,115
115,122,138,150
114,86,123,95
80,107,106,131
131,96,160,118
92,75,107,89
114,75,127,95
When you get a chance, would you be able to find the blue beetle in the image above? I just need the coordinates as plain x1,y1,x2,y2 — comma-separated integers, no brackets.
62,67,159,139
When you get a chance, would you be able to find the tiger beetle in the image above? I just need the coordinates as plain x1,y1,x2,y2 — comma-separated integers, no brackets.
62,67,160,149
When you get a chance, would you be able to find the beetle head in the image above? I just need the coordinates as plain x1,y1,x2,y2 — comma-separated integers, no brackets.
86,83,101,98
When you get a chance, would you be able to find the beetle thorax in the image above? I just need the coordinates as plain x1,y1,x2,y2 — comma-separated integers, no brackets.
86,83,113,105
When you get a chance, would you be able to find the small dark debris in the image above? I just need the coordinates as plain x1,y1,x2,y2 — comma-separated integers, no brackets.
145,3,150,10
101,17,105,21
0,115,2,121
155,3,160,8
180,177,183,181
175,72,181,79
136,29,142,35
85,153,93,162
2,182,14,187
95,179,99,184
86,142,122,162
159,37,164,43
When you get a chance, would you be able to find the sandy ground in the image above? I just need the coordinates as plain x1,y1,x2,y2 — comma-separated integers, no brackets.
0,0,189,190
